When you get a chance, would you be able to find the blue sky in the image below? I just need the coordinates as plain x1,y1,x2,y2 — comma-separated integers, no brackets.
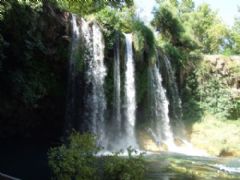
134,0,240,26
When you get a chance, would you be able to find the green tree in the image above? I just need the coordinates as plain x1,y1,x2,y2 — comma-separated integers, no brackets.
190,3,228,53
179,0,195,14
48,132,99,180
152,1,198,66
50,0,133,15
104,147,146,180
228,9,240,54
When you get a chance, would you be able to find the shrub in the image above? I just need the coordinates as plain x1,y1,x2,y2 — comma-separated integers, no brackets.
48,133,146,180
103,147,146,180
48,132,99,180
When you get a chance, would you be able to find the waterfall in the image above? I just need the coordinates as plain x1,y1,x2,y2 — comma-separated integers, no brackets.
112,35,122,142
65,14,80,134
148,65,175,149
163,55,182,121
81,20,107,147
162,55,186,138
123,34,138,148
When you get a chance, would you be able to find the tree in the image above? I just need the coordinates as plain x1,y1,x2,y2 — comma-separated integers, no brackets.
152,5,184,45
48,132,99,180
49,0,133,15
190,3,228,53
179,0,195,14
228,8,240,54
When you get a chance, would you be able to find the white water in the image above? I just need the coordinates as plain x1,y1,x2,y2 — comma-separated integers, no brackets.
162,55,187,138
64,14,80,133
113,35,122,141
149,65,175,150
81,20,107,147
124,34,138,148
163,55,182,121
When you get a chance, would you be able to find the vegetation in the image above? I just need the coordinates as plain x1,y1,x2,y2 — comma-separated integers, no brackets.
191,113,240,156
48,132,99,180
0,0,69,139
104,147,146,180
196,57,240,119
51,0,133,15
48,132,146,180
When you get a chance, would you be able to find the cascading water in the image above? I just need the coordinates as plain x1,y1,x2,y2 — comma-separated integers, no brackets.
163,55,182,121
123,34,138,148
161,55,187,138
111,35,122,147
81,20,107,147
148,65,175,150
65,14,80,134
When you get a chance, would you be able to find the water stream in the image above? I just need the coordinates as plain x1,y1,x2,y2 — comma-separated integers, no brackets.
148,65,175,150
123,34,138,148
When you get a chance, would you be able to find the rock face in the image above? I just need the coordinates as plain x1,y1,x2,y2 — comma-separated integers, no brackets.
204,55,240,88
0,1,71,142
203,55,240,101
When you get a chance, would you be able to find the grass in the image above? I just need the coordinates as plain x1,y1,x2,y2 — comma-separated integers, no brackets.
190,113,240,156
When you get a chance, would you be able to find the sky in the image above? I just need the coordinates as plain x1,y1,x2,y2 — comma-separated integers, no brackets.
134,0,240,27
194,0,239,26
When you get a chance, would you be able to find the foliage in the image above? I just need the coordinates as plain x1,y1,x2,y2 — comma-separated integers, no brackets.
191,3,228,53
94,6,136,51
48,133,146,180
152,1,199,69
104,147,146,180
96,6,156,60
195,59,240,119
226,10,240,55
153,0,231,55
133,20,155,60
49,0,133,16
48,132,99,180
0,0,68,139
152,4,184,46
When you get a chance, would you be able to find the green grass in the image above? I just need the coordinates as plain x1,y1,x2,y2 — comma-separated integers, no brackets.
190,113,240,156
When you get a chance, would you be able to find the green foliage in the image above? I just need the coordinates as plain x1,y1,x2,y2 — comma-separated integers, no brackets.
0,0,68,139
132,20,155,60
96,6,156,61
104,147,146,180
195,60,240,119
152,1,199,68
94,6,136,52
152,5,184,45
49,0,133,16
191,3,228,53
48,132,99,180
226,11,240,55
154,0,231,55
48,133,146,180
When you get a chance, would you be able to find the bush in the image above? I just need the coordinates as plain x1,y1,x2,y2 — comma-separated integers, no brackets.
103,147,146,180
48,132,99,180
48,133,146,180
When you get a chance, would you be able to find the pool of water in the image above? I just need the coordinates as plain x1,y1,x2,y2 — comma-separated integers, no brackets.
145,152,240,180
